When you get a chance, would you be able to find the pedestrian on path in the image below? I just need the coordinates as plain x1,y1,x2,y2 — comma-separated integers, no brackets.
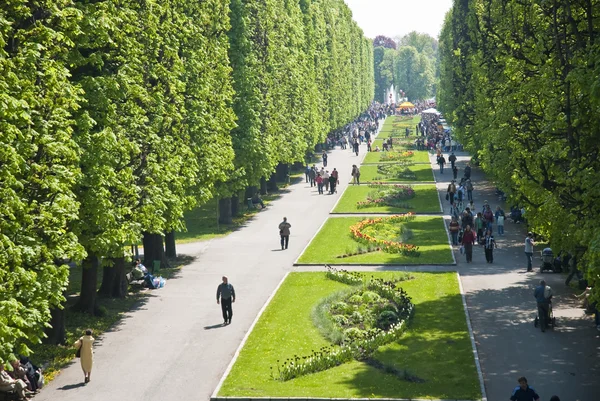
534,280,552,332
323,170,330,193
304,165,310,183
328,171,338,194
351,165,360,185
462,225,476,263
437,154,446,174
278,217,291,250
322,151,328,167
315,174,323,194
448,152,457,169
525,232,535,272
466,179,474,201
483,229,496,263
510,376,540,401
74,329,94,384
449,217,460,245
216,276,235,325
309,166,316,187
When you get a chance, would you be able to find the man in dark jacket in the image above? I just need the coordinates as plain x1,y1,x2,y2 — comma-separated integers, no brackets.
510,376,540,401
217,276,236,325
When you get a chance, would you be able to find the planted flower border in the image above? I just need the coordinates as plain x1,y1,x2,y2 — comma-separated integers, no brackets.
356,183,415,209
349,213,420,256
272,268,414,381
379,151,414,162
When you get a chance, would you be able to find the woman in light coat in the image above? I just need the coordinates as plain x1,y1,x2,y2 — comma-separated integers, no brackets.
74,329,94,383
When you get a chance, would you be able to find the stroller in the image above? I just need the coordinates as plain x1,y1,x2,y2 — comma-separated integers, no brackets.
540,248,562,273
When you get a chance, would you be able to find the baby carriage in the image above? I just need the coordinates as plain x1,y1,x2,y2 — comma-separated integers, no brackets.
540,248,562,273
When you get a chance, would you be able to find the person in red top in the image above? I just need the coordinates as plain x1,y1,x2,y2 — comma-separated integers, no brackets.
462,225,476,263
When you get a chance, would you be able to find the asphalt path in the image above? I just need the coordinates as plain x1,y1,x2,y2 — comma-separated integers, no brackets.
34,125,379,401
35,126,600,401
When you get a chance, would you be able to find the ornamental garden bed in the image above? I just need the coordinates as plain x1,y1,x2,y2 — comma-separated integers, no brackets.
371,137,415,150
217,271,480,400
332,184,440,214
296,215,452,265
363,150,430,164
378,115,421,138
356,163,434,183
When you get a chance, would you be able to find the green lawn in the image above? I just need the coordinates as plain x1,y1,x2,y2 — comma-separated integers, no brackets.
218,272,480,400
297,216,452,264
378,115,421,138
371,138,414,150
332,185,440,214
356,164,434,183
363,150,431,164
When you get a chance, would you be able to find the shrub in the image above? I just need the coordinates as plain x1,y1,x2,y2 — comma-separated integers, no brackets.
361,291,381,303
331,315,349,326
377,310,399,330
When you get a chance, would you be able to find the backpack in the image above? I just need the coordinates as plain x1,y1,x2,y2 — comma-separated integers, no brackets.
457,188,463,201
466,181,473,191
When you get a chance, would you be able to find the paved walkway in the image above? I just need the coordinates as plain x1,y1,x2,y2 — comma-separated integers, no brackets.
34,125,600,401
34,125,379,401
431,152,600,401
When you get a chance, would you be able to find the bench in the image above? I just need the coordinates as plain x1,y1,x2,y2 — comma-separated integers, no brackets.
0,390,19,401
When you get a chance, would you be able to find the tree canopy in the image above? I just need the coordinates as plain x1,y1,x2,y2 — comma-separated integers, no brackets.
438,0,600,300
0,0,374,363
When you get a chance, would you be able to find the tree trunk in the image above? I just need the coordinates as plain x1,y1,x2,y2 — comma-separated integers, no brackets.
143,232,170,270
98,263,116,297
110,256,128,298
218,197,232,224
72,254,101,315
260,177,268,195
43,300,66,345
276,162,289,182
267,172,278,192
230,194,240,217
165,231,176,258
315,143,323,152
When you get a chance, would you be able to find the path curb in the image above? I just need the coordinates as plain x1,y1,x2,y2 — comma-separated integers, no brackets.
457,272,488,401
211,272,291,399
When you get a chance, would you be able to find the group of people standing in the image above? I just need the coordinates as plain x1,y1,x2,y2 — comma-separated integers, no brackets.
306,164,340,195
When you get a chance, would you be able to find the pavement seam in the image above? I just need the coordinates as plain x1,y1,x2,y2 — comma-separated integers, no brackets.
211,272,291,399
457,272,488,401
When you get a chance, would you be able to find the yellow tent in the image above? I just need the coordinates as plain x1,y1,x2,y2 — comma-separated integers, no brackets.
397,101,415,109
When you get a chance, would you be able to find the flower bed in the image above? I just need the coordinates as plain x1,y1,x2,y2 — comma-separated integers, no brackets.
356,184,416,209
273,270,414,381
375,163,418,181
349,214,420,256
379,151,414,162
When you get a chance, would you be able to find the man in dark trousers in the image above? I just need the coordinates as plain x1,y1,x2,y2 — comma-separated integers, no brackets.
279,217,291,250
216,276,235,325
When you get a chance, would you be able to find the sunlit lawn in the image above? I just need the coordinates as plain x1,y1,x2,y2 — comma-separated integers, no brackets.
357,164,434,183
218,272,480,400
332,184,440,214
297,216,452,265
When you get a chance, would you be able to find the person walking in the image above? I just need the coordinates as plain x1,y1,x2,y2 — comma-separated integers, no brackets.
510,376,540,401
525,232,535,272
534,280,551,332
322,151,328,167
449,217,460,246
278,217,291,250
216,276,235,325
308,166,316,187
483,229,496,263
330,168,339,194
323,170,330,193
496,206,505,235
74,329,94,384
437,154,446,174
465,179,474,201
462,225,476,263
447,181,456,205
304,165,310,183
315,174,323,194
351,165,360,185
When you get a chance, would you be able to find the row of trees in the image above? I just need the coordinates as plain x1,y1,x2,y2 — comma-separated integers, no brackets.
373,33,438,103
0,0,373,361
438,0,600,297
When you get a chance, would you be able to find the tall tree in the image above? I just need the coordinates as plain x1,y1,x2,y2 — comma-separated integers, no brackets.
0,0,84,360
